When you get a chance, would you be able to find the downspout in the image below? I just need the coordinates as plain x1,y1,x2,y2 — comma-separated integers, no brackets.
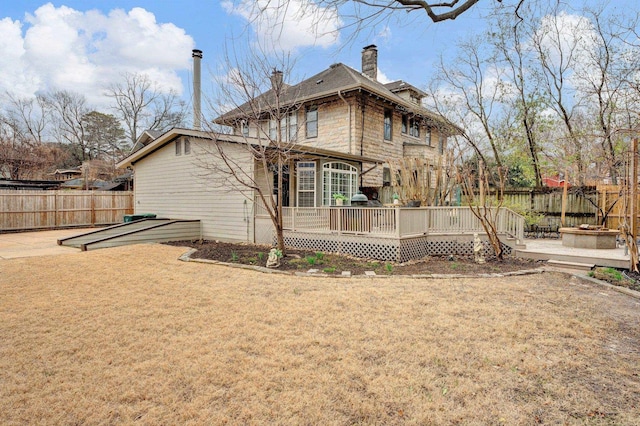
337,90,352,155
359,93,366,188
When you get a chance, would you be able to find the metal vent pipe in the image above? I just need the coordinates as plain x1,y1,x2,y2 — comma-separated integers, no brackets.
192,49,203,130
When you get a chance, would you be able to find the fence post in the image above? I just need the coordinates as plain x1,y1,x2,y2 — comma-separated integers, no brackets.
91,191,96,226
54,191,58,227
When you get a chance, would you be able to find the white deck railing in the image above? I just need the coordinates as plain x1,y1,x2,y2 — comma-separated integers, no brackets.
255,202,524,241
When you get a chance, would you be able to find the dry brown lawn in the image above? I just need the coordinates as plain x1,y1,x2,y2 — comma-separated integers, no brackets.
1,244,639,425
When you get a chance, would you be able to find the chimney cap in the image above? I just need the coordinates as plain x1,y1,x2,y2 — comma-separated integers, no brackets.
192,49,203,58
362,44,377,51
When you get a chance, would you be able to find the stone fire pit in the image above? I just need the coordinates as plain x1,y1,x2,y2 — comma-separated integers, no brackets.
559,226,619,249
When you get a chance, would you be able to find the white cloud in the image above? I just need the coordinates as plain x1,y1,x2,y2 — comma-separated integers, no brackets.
0,4,194,107
222,0,341,53
377,69,392,84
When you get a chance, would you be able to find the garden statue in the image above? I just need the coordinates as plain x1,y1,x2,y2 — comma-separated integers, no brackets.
266,248,281,268
473,233,485,264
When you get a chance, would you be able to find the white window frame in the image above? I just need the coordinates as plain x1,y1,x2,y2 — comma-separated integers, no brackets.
322,162,358,206
296,162,316,207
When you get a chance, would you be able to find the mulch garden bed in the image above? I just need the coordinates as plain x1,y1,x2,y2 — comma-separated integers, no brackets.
166,240,543,276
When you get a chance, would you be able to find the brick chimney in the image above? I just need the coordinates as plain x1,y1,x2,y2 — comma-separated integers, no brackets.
361,44,378,80
270,69,284,91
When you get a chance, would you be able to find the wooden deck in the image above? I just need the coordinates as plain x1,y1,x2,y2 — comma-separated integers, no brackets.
255,206,526,262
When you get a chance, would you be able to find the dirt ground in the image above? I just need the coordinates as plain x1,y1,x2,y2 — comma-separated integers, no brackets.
1,244,639,425
169,240,543,276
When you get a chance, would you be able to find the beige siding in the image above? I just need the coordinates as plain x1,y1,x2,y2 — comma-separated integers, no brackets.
133,137,255,242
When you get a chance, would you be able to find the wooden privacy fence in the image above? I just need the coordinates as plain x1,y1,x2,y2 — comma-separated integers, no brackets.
0,190,134,232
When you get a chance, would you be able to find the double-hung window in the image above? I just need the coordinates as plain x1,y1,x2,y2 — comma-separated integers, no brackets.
269,112,299,142
297,162,316,207
306,106,318,138
402,115,420,138
384,109,393,141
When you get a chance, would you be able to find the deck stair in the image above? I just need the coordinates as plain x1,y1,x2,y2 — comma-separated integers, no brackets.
58,218,201,251
546,260,595,272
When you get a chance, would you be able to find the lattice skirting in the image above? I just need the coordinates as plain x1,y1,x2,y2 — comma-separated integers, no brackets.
282,232,400,261
282,231,513,262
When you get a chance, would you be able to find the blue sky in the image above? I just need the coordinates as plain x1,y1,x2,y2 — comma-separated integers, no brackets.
0,1,636,112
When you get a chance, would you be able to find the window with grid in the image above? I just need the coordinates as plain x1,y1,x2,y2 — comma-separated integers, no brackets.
175,139,182,156
296,162,316,207
322,162,357,206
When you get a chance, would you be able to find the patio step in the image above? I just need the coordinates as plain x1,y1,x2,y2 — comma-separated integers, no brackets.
546,259,595,272
504,237,526,250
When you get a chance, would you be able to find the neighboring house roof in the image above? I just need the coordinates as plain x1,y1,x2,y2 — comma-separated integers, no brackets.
0,179,61,190
217,63,460,134
117,127,384,169
543,177,571,188
52,168,82,175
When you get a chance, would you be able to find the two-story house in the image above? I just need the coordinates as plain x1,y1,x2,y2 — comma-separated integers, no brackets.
217,44,456,207
117,45,458,244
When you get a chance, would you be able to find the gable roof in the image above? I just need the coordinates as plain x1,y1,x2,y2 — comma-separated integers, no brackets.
116,127,384,169
217,63,460,133
131,129,165,153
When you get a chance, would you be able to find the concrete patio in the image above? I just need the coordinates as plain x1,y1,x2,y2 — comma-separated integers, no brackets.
517,238,631,269
0,228,95,260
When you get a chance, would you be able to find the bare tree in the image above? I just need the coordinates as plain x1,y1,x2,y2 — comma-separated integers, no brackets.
529,5,592,184
0,115,56,180
494,3,544,187
196,48,303,254
3,92,51,144
106,72,187,149
250,0,512,26
46,90,91,164
458,156,508,260
429,34,508,188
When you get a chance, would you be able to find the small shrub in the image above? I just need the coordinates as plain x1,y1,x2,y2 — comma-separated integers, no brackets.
230,251,239,262
306,256,317,266
247,257,257,264
323,267,336,273
257,252,265,261
315,252,325,260
385,263,393,273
